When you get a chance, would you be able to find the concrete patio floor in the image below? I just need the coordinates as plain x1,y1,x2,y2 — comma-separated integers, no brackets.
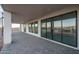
1,32,79,54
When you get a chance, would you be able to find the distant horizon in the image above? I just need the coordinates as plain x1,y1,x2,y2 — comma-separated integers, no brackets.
12,24,20,28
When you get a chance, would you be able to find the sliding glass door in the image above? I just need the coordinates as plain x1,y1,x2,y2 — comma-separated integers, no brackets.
28,23,32,32
62,12,77,47
41,11,77,47
47,19,52,39
28,21,38,34
24,24,26,32
31,23,35,33
41,20,47,38
34,22,38,34
53,20,62,42
53,17,62,42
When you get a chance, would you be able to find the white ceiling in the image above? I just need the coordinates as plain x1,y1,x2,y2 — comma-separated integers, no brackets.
2,4,73,24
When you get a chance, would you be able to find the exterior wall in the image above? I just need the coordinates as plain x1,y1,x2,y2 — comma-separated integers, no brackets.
26,20,40,37
38,20,41,37
20,24,24,32
3,11,12,44
26,6,79,49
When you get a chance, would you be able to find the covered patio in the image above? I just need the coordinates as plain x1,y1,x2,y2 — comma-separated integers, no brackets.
0,5,79,54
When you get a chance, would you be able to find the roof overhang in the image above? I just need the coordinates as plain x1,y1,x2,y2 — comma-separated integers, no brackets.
2,4,74,24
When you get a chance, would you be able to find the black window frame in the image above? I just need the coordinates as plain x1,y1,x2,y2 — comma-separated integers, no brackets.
46,18,52,40
41,11,77,47
41,19,47,38
61,11,77,47
34,21,38,34
28,21,38,34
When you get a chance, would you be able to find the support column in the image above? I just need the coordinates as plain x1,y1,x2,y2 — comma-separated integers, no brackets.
20,24,24,32
3,11,12,44
38,20,41,37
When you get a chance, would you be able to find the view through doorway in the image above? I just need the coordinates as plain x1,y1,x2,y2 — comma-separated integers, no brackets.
12,23,20,32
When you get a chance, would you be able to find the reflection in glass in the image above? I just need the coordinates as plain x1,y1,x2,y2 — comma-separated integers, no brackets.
31,23,34,33
34,22,38,34
41,11,77,47
28,23,32,32
28,22,38,34
24,24,26,32
62,12,77,47
41,20,47,38
53,20,61,42
47,21,52,39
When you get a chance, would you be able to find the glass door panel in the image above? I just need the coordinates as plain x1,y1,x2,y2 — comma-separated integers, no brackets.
62,12,77,47
24,24,26,32
34,22,38,34
31,23,34,33
53,17,62,42
41,20,47,38
28,23,32,32
47,20,52,39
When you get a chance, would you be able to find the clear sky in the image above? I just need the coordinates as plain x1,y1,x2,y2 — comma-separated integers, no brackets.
63,18,75,27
